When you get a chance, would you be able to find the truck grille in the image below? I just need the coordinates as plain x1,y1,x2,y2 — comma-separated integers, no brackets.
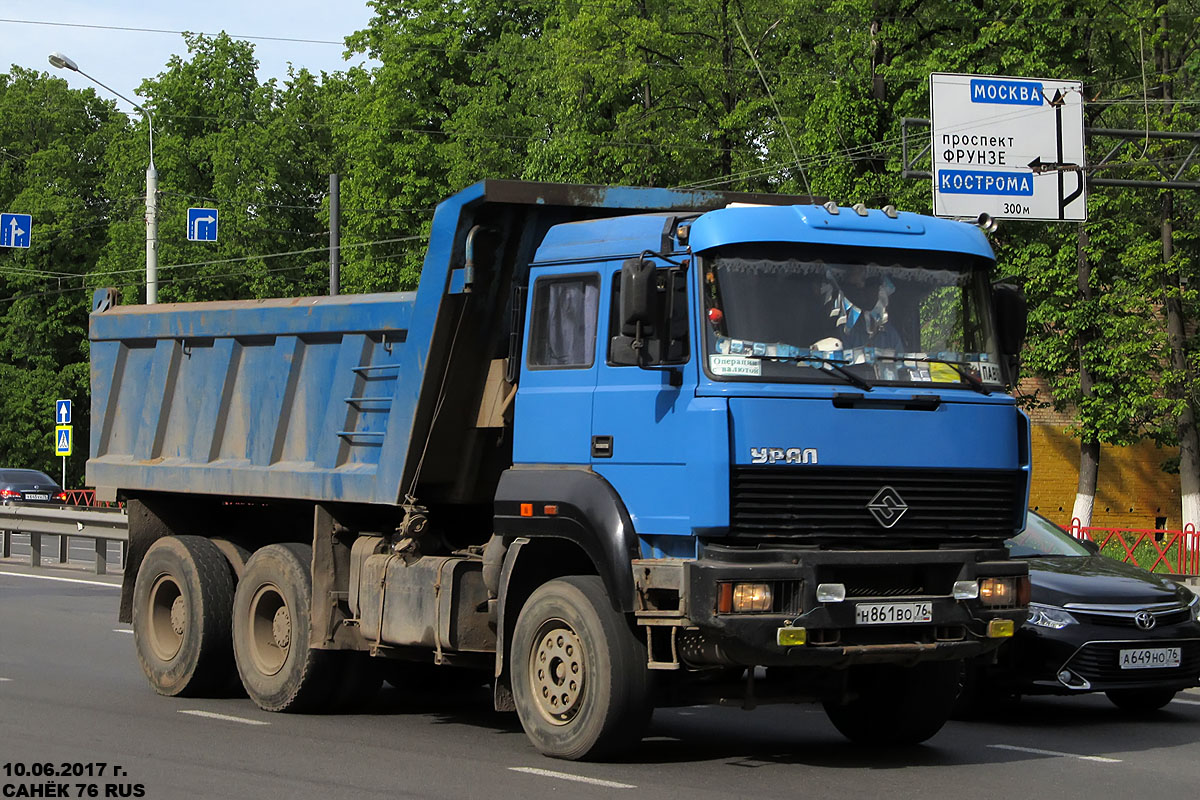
729,466,1024,546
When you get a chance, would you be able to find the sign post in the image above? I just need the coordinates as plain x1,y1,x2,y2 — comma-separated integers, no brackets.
930,73,1086,221
55,400,72,489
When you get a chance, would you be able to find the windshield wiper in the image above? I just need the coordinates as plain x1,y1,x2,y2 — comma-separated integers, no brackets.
876,355,991,395
747,353,874,392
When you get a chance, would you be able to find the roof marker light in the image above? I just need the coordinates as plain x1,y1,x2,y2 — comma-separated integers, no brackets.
822,201,840,215
882,204,899,219
852,203,869,216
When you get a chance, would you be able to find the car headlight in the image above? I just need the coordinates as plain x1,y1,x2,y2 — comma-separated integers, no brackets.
1026,603,1078,630
1188,593,1199,622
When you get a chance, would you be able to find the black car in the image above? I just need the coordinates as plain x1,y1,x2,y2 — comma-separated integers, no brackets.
0,469,66,505
969,510,1200,712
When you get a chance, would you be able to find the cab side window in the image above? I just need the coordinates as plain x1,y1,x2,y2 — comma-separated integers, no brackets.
527,275,600,368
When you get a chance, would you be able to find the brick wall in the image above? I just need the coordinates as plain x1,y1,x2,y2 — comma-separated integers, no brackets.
1029,424,1181,530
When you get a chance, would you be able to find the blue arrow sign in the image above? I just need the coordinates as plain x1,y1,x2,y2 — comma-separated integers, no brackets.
187,207,219,242
55,399,72,425
0,213,32,248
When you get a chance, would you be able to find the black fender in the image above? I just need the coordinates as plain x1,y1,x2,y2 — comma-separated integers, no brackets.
493,466,641,613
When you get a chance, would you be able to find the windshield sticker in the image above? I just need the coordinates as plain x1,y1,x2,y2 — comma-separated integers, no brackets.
975,360,1002,384
710,355,762,376
930,362,960,382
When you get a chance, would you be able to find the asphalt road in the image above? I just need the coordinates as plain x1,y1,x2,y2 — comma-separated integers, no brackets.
3,561,1200,800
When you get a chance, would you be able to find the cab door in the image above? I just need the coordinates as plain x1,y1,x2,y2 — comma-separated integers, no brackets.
513,269,601,465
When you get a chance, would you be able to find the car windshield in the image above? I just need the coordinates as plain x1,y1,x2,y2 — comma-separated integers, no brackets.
1007,512,1092,557
0,469,56,484
701,244,1004,387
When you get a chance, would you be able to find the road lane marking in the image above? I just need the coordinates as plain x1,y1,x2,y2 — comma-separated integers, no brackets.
1171,698,1200,706
0,570,120,589
988,744,1121,763
508,767,635,789
178,710,270,726
113,629,134,634
0,677,12,682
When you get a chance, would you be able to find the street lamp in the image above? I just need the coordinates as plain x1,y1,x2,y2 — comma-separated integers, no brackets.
49,52,158,304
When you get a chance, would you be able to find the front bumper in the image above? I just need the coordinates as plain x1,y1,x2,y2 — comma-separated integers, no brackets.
1002,623,1200,694
662,545,1027,669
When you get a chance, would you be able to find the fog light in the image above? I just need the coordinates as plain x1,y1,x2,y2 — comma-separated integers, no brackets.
987,619,1015,638
953,580,980,600
980,577,1017,606
816,583,846,603
1058,670,1073,683
777,626,807,646
732,583,773,612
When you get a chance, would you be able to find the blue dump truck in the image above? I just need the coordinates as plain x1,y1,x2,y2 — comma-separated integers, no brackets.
88,180,1032,760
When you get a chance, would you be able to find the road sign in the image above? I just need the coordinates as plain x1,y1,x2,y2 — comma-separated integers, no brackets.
930,73,1086,221
0,212,32,248
55,425,72,457
187,207,219,242
55,399,72,425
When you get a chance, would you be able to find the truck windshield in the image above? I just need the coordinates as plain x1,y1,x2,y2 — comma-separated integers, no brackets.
701,244,1003,388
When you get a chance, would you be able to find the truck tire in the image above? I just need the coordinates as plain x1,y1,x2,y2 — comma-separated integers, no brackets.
1106,688,1177,713
823,661,960,746
511,576,652,761
131,535,236,697
232,543,336,712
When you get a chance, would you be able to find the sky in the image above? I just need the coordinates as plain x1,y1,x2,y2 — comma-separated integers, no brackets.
1,1,377,103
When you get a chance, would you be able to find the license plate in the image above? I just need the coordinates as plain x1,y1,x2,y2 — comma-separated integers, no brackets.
1119,647,1181,669
23,494,48,501
855,602,933,625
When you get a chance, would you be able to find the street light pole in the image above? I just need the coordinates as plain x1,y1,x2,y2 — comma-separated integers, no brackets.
49,52,158,304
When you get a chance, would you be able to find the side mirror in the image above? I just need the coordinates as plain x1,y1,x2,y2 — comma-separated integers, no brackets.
992,283,1027,357
1081,538,1100,555
992,283,1027,383
620,258,658,337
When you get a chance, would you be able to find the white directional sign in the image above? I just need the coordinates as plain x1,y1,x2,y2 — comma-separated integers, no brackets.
55,399,72,425
930,73,1086,221
187,207,219,242
55,425,72,457
0,212,32,248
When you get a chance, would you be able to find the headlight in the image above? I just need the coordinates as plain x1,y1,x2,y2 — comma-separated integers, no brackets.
1188,593,1199,622
979,576,1030,607
1026,603,1078,630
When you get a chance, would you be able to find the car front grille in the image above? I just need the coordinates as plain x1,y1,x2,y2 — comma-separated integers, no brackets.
1063,640,1200,683
729,466,1024,547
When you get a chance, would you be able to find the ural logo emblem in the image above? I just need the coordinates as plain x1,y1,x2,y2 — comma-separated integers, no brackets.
1134,610,1157,630
867,486,908,528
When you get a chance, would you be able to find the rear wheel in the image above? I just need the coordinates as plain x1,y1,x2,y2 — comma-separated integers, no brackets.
232,543,336,712
823,661,961,746
1106,688,1177,713
511,576,651,761
131,535,236,696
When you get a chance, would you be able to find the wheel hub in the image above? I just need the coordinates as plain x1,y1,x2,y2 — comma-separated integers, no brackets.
272,607,291,649
531,623,584,725
170,596,187,636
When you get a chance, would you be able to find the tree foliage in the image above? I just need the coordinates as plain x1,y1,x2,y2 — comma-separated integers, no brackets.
3,0,1200,493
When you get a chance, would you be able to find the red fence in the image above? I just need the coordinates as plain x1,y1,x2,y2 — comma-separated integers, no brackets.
1068,519,1200,576
62,489,119,508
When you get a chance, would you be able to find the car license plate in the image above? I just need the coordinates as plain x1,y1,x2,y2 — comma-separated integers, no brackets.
1119,647,1181,669
24,493,48,501
855,602,933,625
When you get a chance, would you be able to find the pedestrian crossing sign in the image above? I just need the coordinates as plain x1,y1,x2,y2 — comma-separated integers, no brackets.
55,424,72,457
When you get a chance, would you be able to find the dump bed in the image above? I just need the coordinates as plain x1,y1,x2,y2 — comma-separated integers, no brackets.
87,180,809,506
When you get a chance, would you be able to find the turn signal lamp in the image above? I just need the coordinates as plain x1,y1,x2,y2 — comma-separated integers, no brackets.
987,619,1015,638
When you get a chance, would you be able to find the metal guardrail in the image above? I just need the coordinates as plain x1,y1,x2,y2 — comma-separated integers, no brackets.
0,503,129,575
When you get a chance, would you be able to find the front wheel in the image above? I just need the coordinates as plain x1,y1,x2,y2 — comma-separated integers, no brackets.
511,576,651,761
1106,688,1177,713
823,661,961,746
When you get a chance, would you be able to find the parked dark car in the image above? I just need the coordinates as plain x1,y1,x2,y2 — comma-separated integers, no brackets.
968,511,1200,712
0,469,66,505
